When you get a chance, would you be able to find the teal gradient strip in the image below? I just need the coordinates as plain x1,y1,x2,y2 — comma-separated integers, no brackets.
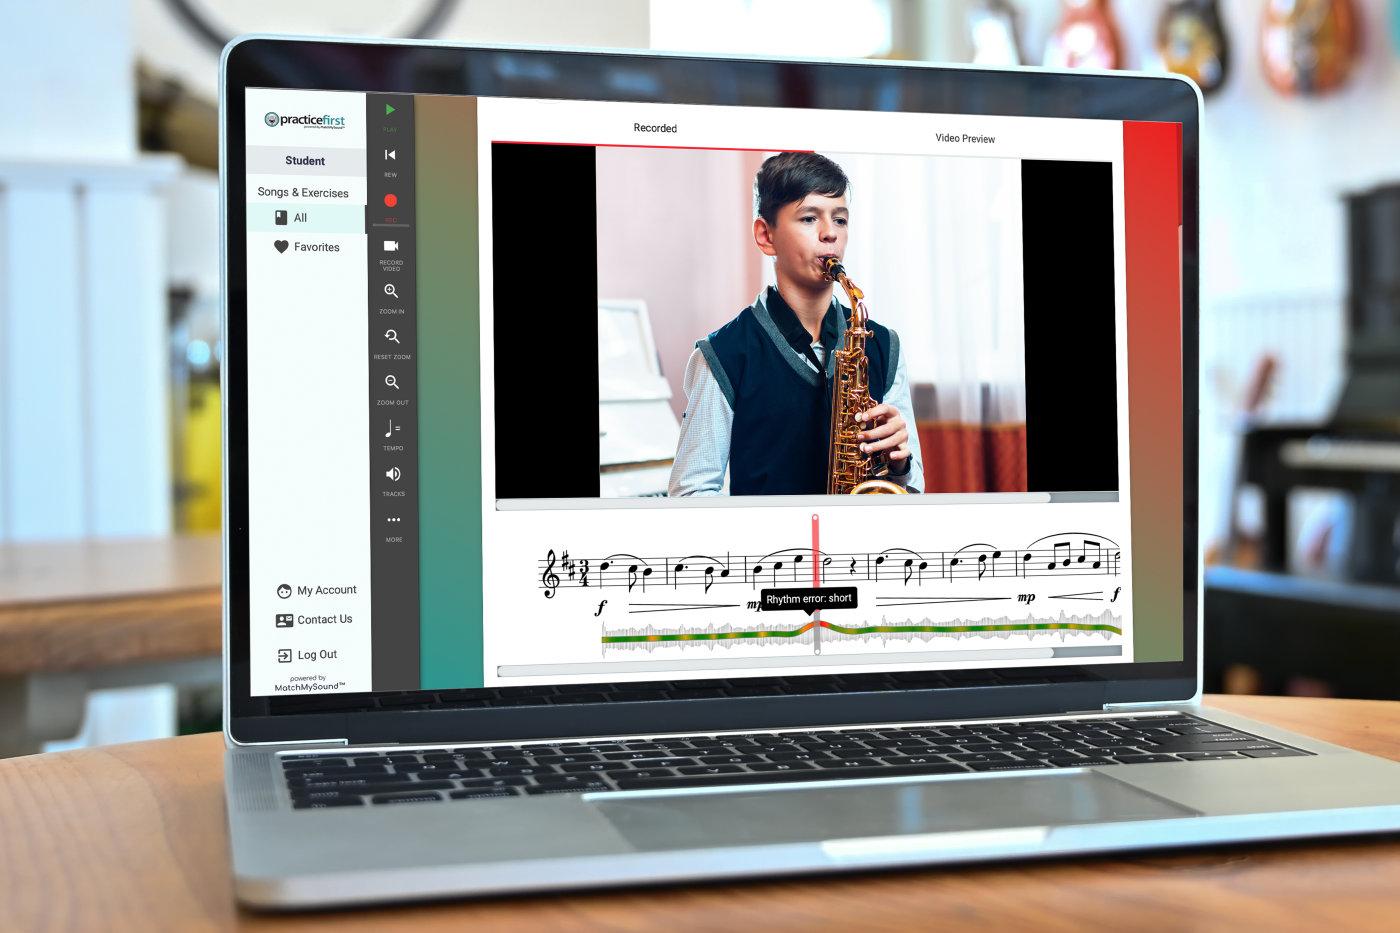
415,96,483,688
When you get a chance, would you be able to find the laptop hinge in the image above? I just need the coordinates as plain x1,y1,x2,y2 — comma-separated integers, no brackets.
1102,700,1193,711
245,738,348,748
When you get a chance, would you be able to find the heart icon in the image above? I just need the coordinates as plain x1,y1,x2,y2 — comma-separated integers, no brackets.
274,240,289,253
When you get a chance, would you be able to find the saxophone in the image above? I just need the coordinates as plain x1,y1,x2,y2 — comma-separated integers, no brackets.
824,258,908,495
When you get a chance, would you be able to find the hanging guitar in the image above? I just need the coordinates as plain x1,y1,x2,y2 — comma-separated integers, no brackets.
1157,0,1231,95
1043,0,1123,71
1260,0,1359,96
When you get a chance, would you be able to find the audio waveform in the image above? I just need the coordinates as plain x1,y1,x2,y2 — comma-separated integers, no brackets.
601,611,1121,653
820,610,1122,646
601,621,816,652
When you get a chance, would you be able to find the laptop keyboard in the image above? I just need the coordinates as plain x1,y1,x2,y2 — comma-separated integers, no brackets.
281,713,1309,809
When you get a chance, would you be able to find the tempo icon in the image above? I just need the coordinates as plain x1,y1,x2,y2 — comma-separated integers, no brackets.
384,240,399,251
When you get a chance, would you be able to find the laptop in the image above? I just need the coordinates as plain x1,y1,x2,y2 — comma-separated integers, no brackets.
220,36,1400,910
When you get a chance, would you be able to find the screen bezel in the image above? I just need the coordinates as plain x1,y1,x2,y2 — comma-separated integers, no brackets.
222,36,1201,746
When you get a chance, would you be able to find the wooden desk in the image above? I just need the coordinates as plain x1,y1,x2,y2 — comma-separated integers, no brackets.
3,695,1399,932
0,536,223,755
0,536,222,676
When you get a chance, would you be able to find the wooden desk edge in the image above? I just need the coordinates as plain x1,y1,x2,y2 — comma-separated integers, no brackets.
0,586,223,676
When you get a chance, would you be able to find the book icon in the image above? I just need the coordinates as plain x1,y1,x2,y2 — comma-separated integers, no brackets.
275,209,287,225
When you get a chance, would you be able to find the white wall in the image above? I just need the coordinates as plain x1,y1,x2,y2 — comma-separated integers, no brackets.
133,0,651,102
0,0,176,540
0,0,136,160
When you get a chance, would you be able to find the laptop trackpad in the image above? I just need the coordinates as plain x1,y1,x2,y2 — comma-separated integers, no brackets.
593,771,1195,852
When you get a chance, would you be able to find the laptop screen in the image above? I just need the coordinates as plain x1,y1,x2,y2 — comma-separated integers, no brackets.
241,84,1183,702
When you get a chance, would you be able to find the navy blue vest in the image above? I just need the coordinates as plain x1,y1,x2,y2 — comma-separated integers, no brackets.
699,287,898,495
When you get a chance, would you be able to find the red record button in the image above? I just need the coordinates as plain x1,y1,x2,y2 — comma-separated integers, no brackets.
384,193,398,207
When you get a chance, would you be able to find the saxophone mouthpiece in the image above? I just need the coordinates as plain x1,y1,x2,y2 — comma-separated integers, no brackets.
822,257,845,281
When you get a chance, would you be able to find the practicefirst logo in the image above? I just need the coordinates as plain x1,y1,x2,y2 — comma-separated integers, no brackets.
263,111,347,130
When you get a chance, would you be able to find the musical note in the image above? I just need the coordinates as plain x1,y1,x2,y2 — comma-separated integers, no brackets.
385,420,393,438
541,550,559,598
538,533,1125,594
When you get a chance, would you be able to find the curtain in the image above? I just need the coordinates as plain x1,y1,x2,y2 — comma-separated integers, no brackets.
822,151,1028,493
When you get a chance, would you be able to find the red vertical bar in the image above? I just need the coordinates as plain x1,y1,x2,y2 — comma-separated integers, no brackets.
1123,121,1184,658
811,514,820,587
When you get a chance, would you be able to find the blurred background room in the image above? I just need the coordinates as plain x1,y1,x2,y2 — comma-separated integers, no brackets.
1,0,1396,755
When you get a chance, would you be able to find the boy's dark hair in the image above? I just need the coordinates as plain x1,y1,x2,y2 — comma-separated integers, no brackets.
754,152,849,225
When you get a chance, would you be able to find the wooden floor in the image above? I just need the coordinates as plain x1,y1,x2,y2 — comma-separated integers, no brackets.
2,695,1399,932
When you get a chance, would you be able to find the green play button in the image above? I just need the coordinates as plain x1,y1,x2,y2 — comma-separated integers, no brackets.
386,104,395,115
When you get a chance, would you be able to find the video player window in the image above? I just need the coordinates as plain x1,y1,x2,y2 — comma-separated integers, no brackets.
494,143,1118,501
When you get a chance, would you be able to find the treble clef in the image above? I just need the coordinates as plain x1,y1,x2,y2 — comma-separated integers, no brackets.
542,549,560,598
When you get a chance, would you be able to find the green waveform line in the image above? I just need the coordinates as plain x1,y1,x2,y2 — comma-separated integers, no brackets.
821,621,1122,636
603,622,815,644
600,619,1121,644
